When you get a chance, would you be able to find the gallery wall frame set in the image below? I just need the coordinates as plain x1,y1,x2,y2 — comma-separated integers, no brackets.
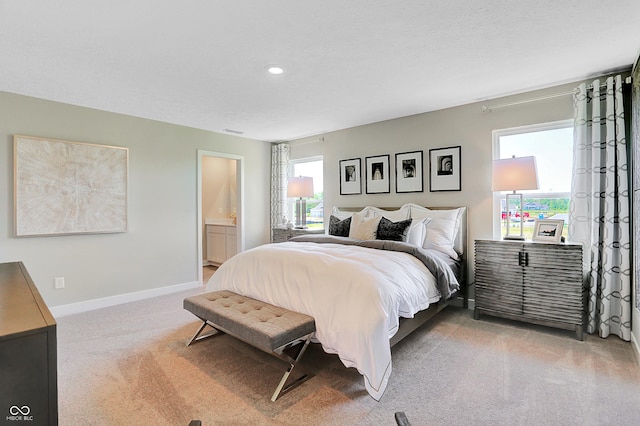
14,135,129,237
340,146,461,195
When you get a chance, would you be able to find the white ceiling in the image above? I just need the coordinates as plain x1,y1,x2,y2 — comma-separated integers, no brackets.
1,1,639,142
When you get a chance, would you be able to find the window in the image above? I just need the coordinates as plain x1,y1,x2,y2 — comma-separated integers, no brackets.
289,157,324,228
492,120,573,239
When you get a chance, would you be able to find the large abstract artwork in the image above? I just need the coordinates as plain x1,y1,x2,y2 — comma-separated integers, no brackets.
14,135,128,236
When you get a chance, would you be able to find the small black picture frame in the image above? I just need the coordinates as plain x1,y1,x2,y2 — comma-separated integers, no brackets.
429,146,461,192
365,154,390,194
395,151,423,193
339,158,362,195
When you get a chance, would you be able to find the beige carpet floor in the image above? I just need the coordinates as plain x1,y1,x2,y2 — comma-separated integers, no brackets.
57,287,640,425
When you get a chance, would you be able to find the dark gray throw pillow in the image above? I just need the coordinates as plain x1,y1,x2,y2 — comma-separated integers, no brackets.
376,217,412,241
329,215,351,237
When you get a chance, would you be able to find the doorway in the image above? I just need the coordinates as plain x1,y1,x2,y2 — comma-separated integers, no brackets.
197,150,244,285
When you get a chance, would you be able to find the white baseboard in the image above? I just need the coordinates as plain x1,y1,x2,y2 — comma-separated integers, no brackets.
50,280,202,318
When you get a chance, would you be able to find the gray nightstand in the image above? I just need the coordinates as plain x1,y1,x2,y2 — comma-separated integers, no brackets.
474,239,585,340
272,227,324,243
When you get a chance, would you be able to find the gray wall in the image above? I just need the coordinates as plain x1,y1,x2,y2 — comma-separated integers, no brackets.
0,91,271,308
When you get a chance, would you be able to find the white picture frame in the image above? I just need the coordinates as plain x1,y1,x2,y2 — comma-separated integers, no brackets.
532,219,564,242
14,135,129,237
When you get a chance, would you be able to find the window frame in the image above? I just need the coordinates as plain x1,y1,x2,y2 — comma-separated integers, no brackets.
288,155,324,228
492,119,573,239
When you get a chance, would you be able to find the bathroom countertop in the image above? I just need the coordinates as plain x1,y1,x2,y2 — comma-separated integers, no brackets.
205,218,236,226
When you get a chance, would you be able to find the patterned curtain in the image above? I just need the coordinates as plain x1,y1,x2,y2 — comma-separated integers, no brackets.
270,143,290,230
568,75,631,341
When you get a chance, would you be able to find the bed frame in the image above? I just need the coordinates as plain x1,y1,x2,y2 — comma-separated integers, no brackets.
337,206,468,347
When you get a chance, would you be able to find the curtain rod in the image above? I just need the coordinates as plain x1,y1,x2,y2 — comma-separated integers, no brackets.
289,136,325,146
481,76,632,113
481,90,575,112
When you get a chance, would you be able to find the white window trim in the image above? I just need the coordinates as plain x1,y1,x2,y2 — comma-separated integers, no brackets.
491,119,573,239
288,156,324,226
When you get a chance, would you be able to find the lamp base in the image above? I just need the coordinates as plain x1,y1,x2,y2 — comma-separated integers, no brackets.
503,235,525,241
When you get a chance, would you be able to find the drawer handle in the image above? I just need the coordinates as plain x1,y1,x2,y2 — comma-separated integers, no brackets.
518,251,529,266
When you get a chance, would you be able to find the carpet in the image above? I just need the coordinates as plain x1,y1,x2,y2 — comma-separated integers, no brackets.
56,288,640,425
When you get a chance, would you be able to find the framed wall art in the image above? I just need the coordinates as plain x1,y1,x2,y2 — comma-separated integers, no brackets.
14,135,129,237
339,158,362,195
395,151,423,193
365,154,390,194
429,146,461,192
532,219,564,242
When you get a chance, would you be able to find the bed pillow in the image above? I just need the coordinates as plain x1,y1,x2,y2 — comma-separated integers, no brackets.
328,215,351,237
332,206,354,220
349,210,382,240
376,217,412,241
366,206,410,222
405,217,431,247
409,207,463,259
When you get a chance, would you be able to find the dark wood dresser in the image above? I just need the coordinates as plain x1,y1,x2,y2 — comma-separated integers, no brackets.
0,262,57,425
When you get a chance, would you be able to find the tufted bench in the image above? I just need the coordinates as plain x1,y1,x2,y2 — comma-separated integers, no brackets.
183,290,316,401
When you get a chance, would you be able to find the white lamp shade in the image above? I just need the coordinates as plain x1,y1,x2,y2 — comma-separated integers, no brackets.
287,176,314,198
492,156,539,192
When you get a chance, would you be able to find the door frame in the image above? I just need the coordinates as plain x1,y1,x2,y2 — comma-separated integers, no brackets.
197,149,245,285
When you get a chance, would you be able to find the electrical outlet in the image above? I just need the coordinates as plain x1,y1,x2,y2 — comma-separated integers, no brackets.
54,277,65,289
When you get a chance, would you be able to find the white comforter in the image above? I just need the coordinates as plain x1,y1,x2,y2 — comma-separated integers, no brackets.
205,240,441,400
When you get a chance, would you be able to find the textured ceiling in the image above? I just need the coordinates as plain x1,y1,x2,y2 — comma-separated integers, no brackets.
1,1,639,142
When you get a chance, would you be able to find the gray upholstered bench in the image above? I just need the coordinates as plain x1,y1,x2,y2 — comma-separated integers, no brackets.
183,290,316,401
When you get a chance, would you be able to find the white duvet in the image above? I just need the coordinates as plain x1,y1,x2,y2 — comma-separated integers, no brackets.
205,240,441,400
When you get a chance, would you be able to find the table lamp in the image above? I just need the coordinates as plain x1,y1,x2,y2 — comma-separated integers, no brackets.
287,176,314,229
492,156,539,240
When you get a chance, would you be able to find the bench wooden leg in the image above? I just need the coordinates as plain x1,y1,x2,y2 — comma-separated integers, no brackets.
271,335,313,402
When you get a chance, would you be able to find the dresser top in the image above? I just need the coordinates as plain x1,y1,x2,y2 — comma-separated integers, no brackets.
475,238,582,247
0,262,56,339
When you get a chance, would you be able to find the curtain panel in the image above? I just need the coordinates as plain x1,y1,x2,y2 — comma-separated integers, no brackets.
569,75,631,341
270,143,290,230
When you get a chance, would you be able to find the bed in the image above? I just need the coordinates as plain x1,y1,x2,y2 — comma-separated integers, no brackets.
205,203,467,401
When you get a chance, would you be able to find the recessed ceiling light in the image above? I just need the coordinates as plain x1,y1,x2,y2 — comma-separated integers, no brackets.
266,65,284,75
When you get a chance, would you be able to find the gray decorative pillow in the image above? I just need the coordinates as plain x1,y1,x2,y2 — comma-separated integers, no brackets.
329,215,351,237
376,217,412,241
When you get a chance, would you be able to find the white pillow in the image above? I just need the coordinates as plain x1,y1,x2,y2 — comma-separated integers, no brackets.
331,206,354,220
409,207,463,259
366,206,410,222
349,210,381,240
406,217,431,247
